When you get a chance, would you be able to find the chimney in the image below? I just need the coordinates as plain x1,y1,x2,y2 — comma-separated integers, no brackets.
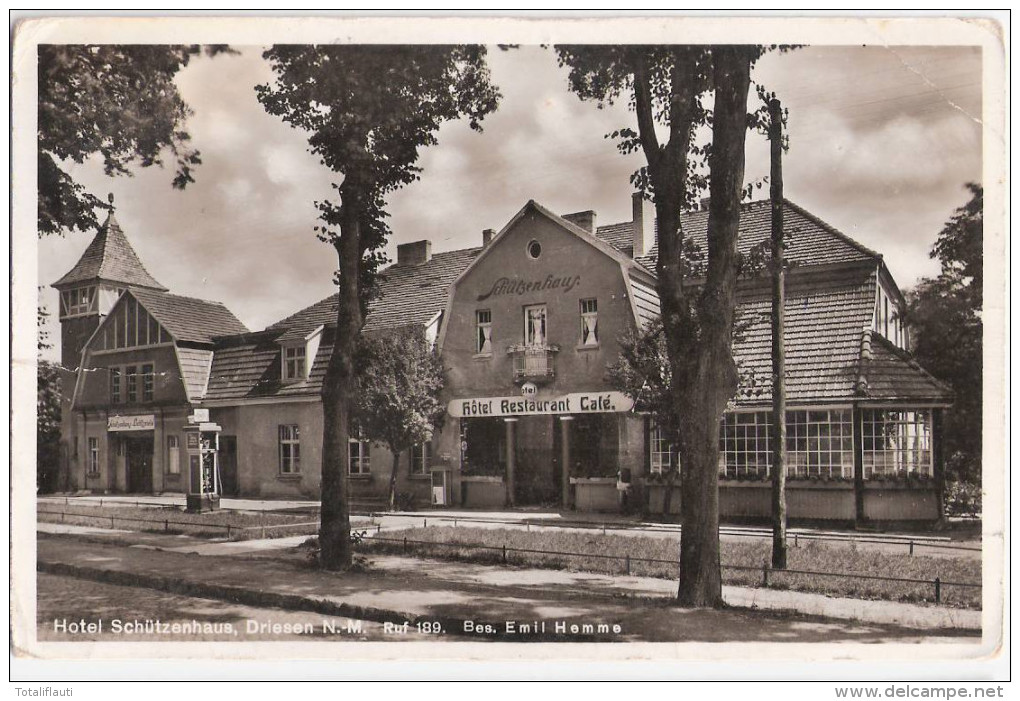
631,192,654,258
699,196,711,211
482,228,496,246
396,240,432,266
562,210,597,233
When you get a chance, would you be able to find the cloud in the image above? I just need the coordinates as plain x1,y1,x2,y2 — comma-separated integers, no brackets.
37,43,983,362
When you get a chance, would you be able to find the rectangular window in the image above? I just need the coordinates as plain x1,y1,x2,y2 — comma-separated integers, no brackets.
167,435,180,475
579,298,598,346
476,310,492,354
524,304,547,347
87,437,99,475
283,346,306,381
349,438,371,475
279,425,301,474
110,368,121,404
786,410,854,479
717,409,854,479
65,286,95,316
861,409,932,478
719,411,772,479
411,442,431,476
126,366,138,403
649,423,675,475
141,363,154,402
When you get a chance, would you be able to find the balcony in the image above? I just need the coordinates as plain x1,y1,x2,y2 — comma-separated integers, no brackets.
508,343,559,384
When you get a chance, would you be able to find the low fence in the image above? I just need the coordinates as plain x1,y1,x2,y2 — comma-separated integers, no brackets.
38,496,980,556
360,512,980,556
361,532,981,607
37,508,319,540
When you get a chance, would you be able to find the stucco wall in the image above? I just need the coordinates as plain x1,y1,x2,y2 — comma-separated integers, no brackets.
78,345,189,409
71,407,189,494
440,208,638,399
211,400,434,506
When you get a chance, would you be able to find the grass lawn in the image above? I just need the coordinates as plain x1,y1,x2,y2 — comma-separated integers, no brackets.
359,526,981,609
37,504,320,540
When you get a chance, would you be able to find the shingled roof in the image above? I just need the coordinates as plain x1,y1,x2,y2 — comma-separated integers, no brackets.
53,211,168,291
129,288,249,345
267,246,484,339
596,199,881,272
855,330,953,404
731,266,878,406
207,198,932,406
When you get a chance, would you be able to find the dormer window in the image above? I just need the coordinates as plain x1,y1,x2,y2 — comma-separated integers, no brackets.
283,345,306,382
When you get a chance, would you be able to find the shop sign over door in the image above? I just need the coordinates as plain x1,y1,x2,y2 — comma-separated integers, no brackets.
449,391,634,418
108,414,156,431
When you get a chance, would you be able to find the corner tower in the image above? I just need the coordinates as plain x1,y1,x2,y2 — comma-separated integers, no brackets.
51,196,168,370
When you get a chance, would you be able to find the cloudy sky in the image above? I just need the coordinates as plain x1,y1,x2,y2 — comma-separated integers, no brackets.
37,43,983,361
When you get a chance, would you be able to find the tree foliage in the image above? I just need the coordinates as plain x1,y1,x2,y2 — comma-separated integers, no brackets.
354,328,445,510
558,45,767,607
907,183,983,484
37,300,61,493
257,45,499,569
38,44,233,236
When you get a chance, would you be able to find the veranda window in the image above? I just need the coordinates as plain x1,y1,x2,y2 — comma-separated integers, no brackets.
717,409,854,479
786,410,854,479
861,409,933,478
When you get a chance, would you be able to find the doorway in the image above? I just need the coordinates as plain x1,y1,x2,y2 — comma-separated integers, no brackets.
219,435,239,497
123,435,154,493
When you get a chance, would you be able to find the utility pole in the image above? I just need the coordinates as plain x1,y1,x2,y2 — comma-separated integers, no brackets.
769,97,788,570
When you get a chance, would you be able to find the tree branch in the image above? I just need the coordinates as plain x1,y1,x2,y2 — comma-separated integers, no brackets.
632,53,661,167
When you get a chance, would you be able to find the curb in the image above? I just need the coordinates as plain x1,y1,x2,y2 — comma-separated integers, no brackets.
37,559,613,642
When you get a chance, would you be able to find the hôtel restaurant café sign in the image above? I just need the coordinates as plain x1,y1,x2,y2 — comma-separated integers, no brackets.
448,392,634,418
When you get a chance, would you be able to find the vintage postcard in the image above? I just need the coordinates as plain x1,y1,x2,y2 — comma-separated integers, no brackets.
10,13,1007,680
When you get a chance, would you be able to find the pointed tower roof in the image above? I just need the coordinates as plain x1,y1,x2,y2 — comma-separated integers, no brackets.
53,199,167,291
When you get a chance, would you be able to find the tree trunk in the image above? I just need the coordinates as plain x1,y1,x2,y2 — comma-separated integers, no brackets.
318,190,363,571
676,46,752,608
662,470,676,519
769,97,788,570
388,449,400,511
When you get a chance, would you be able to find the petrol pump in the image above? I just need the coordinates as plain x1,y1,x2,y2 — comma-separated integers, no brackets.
184,409,221,513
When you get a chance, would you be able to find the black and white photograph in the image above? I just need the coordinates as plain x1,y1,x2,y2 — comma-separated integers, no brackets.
10,13,1007,685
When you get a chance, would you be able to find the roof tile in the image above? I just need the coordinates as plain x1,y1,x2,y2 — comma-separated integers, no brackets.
53,212,167,290
129,288,249,345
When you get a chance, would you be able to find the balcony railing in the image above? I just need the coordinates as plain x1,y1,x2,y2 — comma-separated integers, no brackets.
508,343,559,384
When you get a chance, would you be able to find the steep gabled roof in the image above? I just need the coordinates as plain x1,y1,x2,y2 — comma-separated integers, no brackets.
596,198,881,272
53,211,168,291
450,200,653,291
128,288,249,344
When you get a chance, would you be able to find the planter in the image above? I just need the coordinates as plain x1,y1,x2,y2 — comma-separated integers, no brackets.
459,475,506,508
645,482,682,515
570,477,619,513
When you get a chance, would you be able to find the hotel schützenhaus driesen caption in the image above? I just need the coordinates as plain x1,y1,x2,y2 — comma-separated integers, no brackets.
52,191,952,523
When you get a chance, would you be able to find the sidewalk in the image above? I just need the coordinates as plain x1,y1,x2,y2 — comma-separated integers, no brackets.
38,495,981,555
36,525,980,641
